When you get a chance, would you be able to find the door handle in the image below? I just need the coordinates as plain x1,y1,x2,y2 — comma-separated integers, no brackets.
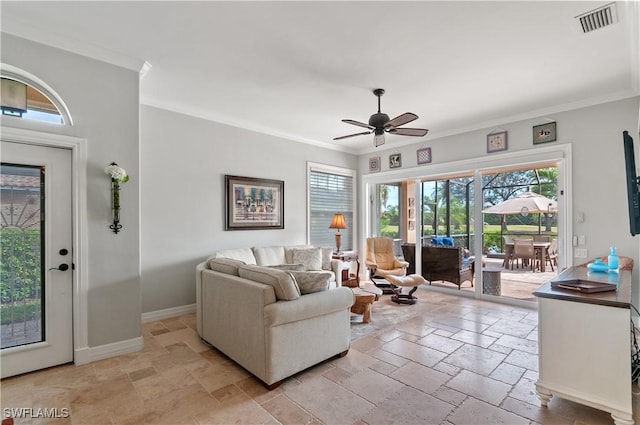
49,264,70,271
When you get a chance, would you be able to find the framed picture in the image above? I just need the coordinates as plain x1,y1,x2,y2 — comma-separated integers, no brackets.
408,197,415,208
225,175,284,230
487,131,508,153
533,122,557,144
389,153,402,169
369,156,381,173
417,147,432,165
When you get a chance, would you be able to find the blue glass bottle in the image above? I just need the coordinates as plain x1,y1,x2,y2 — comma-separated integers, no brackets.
608,247,619,272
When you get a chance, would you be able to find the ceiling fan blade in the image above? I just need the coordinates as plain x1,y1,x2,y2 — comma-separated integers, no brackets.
388,127,429,137
384,112,418,129
333,130,373,140
342,119,374,130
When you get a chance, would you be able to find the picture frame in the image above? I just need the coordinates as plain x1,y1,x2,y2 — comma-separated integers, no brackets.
487,131,508,153
225,175,284,230
369,156,381,173
389,153,402,169
417,147,432,165
533,122,557,144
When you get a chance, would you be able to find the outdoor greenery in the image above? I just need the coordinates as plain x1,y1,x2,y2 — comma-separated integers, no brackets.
379,184,400,238
1,228,41,304
0,302,40,325
377,166,558,255
483,168,557,232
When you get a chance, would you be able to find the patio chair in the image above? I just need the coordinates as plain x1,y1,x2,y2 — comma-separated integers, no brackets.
512,239,536,271
533,235,551,243
544,238,558,271
502,235,514,268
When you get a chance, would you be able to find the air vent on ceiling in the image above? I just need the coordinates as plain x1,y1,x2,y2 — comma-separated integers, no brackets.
575,2,618,33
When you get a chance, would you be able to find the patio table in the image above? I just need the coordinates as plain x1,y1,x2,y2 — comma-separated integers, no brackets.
503,241,551,271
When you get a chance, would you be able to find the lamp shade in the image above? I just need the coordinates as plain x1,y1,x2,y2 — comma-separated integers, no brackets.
329,213,347,229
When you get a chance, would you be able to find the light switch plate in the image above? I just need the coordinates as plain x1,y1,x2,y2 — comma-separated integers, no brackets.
575,248,588,258
577,235,586,245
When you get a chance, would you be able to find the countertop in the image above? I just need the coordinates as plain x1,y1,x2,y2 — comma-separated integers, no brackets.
533,266,632,309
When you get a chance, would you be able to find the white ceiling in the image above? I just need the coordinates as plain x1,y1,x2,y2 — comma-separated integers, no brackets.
2,1,639,154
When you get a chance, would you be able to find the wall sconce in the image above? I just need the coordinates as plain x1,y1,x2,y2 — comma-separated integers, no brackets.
329,213,347,254
104,162,129,234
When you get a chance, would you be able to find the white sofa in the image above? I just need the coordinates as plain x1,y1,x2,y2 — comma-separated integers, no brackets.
195,245,355,389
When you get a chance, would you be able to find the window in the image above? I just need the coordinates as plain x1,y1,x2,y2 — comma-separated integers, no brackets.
308,163,355,251
0,65,72,125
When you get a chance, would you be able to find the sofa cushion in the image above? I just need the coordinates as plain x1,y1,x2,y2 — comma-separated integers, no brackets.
238,265,300,301
252,246,286,266
289,271,332,295
268,263,305,271
431,237,454,247
207,257,246,276
215,248,257,265
291,247,323,271
284,245,311,264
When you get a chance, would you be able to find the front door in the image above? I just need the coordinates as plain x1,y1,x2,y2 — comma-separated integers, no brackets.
0,141,73,378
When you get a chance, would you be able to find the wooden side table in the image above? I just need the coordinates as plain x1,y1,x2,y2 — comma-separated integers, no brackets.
351,282,383,323
332,251,360,287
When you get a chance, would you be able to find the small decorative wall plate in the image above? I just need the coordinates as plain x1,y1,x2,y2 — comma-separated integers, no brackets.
417,147,432,165
487,131,508,153
389,153,401,169
533,122,557,144
369,156,381,173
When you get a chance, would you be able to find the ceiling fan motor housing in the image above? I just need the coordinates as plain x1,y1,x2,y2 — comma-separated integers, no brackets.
369,112,389,129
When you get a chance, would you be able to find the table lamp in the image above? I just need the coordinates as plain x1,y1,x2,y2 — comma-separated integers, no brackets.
329,213,347,254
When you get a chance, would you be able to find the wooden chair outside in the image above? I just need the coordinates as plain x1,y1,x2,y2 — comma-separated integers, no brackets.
502,235,514,268
533,235,551,243
544,238,558,271
512,239,536,271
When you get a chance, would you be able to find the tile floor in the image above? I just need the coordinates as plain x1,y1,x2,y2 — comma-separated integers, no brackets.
1,288,638,425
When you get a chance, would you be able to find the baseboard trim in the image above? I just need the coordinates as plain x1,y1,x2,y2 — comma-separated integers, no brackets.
141,303,196,323
74,336,143,365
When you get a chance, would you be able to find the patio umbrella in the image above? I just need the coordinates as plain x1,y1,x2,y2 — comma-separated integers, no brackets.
482,192,557,248
482,191,557,216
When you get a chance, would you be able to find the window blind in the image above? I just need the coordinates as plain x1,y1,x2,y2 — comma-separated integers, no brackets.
309,169,353,250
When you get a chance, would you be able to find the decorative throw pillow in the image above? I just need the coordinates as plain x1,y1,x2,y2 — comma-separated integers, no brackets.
238,265,300,301
291,247,322,271
207,257,246,276
289,271,332,295
442,237,455,246
321,247,333,270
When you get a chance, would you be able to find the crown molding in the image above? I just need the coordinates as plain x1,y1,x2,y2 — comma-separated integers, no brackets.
2,19,147,75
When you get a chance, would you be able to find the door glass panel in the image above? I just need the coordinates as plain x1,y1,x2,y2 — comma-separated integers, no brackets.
377,183,402,256
0,164,44,349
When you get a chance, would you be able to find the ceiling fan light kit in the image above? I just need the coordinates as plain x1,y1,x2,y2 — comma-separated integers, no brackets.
334,88,429,147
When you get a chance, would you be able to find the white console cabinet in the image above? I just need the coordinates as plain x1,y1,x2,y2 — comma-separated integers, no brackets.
534,266,634,425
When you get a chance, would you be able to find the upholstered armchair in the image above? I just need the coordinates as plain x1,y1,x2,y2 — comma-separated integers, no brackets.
365,237,409,278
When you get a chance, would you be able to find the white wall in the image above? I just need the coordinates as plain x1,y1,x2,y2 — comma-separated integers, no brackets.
140,105,358,313
0,34,141,347
359,97,640,304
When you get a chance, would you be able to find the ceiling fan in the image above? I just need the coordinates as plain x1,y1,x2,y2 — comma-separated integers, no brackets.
334,88,429,147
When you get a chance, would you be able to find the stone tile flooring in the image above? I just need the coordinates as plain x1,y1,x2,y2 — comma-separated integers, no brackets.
1,288,638,424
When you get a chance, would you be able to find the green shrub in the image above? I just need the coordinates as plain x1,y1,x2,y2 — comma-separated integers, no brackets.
1,228,41,304
0,301,40,325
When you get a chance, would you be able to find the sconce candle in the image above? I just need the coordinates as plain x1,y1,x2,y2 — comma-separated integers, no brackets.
104,162,129,234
